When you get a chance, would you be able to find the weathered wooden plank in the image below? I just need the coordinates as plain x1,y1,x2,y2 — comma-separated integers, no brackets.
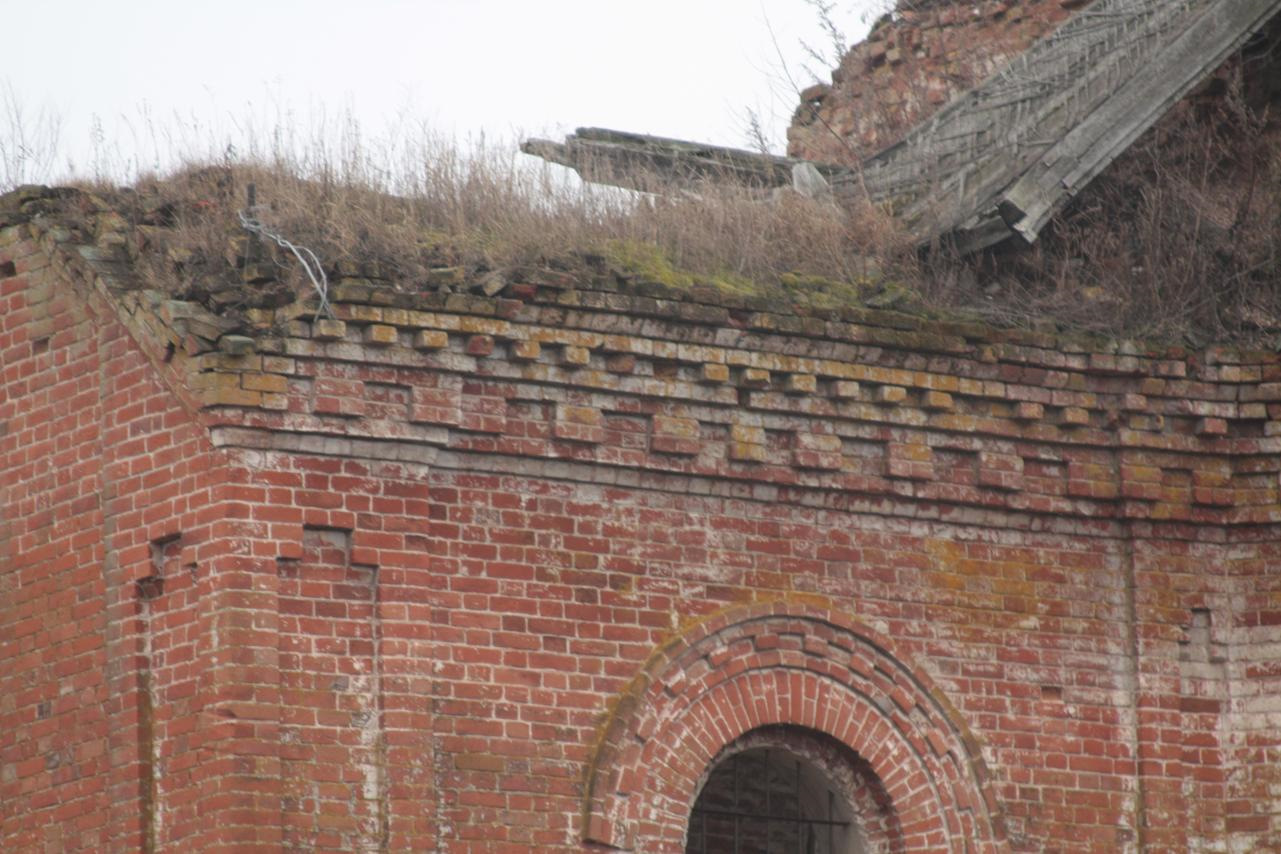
521,128,853,195
522,0,1281,256
999,0,1281,242
875,0,1215,242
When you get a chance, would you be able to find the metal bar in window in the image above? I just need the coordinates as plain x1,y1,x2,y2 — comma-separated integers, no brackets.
733,754,741,854
796,759,803,854
689,807,850,828
827,789,834,854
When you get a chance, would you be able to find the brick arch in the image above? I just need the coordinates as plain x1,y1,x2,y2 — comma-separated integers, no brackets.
694,725,907,852
582,602,1006,852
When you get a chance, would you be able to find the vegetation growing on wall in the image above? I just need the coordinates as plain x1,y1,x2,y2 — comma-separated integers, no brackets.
926,81,1281,343
804,8,1281,344
28,129,919,325
6,11,1280,345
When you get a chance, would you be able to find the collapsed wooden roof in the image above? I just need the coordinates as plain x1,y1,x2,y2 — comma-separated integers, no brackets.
523,0,1281,253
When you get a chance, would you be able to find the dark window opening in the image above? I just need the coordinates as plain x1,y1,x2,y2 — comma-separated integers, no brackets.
686,747,861,854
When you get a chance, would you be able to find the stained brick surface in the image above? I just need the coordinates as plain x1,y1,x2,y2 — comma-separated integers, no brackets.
789,0,1092,162
4,200,1281,851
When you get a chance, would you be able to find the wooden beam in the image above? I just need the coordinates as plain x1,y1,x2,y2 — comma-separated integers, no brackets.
520,128,853,195
521,0,1281,255
999,0,1281,243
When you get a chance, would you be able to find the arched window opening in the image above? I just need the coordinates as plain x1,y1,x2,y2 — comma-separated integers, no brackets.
685,727,900,854
687,747,855,854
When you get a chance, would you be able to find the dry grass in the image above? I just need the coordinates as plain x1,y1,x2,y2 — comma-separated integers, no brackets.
71,124,916,319
11,37,1281,345
800,11,1281,345
56,96,1281,345
0,83,62,191
949,76,1281,343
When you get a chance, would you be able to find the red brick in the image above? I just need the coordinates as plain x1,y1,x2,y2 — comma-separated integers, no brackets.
5,189,1278,852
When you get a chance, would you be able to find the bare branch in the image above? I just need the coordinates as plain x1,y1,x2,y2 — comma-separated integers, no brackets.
0,82,63,191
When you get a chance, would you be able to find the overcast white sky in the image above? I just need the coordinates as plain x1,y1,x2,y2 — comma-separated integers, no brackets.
3,1,882,184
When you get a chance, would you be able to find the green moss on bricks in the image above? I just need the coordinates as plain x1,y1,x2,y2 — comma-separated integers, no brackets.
600,239,900,314
778,272,873,312
601,240,758,297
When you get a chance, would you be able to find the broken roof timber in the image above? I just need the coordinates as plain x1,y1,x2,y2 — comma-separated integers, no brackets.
523,0,1281,254
846,0,1281,251
853,0,1214,227
520,128,853,196
996,0,1281,245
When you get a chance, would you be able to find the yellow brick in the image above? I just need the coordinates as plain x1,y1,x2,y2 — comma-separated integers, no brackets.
1062,406,1090,425
188,372,242,391
412,310,460,331
557,403,602,426
891,442,933,462
653,415,699,438
1014,401,1044,420
511,340,541,361
554,330,604,348
454,753,505,772
700,363,730,384
731,424,766,445
244,308,275,325
831,380,860,399
1122,464,1162,482
730,442,767,462
313,319,347,340
364,324,399,346
562,345,591,366
786,373,817,394
381,308,409,326
1139,377,1166,396
1193,465,1231,488
923,390,954,410
205,352,262,371
922,374,960,393
197,387,262,408
600,334,639,354
457,316,510,336
241,372,289,393
796,432,841,453
261,356,296,374
876,385,907,404
863,367,904,385
344,304,383,323
414,330,449,350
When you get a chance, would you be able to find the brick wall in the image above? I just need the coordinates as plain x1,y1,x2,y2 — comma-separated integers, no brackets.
1,214,283,851
4,200,1281,850
788,0,1093,162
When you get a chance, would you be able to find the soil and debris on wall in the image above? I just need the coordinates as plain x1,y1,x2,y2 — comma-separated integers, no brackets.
3,4,1281,347
789,1,1281,344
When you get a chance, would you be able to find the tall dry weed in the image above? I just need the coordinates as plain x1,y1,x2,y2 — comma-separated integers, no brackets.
102,118,911,315
975,74,1281,342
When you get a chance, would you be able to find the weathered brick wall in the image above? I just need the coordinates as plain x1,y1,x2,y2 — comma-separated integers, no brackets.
5,199,1281,850
1,211,284,851
789,0,1094,162
0,223,125,851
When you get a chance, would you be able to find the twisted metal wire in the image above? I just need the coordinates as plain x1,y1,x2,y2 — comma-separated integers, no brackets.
237,207,333,319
